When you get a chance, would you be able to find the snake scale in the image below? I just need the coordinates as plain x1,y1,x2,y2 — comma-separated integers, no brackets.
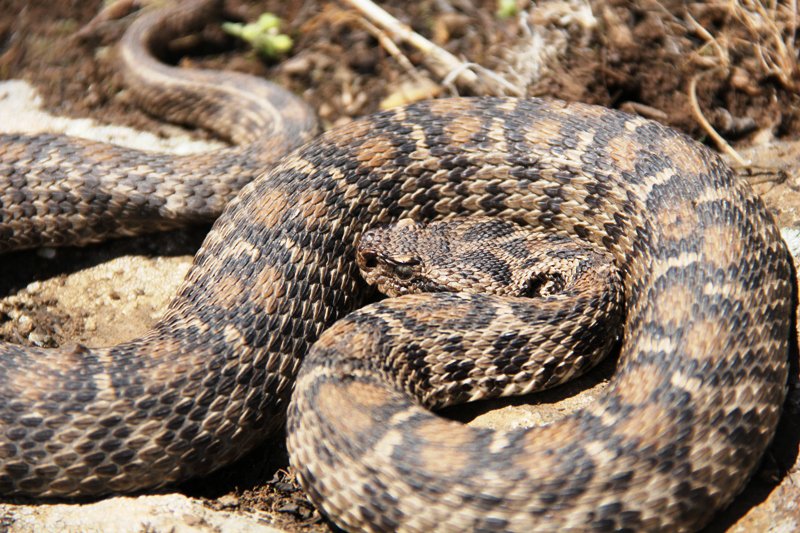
0,0,793,531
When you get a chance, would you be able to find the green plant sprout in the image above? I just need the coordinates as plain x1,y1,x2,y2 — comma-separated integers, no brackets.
496,0,518,19
222,13,293,59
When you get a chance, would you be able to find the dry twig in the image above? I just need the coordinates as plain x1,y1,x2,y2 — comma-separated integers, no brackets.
355,16,420,79
341,0,522,96
688,70,748,166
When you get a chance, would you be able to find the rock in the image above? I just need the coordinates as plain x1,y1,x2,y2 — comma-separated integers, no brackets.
0,494,282,533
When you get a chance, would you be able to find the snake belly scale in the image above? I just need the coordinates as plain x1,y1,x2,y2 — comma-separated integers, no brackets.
0,1,793,531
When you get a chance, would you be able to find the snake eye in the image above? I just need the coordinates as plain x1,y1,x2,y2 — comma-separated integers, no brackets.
391,256,420,280
394,264,414,279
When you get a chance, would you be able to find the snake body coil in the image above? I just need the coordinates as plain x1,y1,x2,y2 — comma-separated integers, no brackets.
0,1,792,531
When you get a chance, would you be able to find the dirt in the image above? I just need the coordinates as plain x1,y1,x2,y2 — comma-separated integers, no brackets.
5,0,800,136
0,0,799,531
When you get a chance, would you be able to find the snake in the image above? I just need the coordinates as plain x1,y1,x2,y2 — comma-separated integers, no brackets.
0,0,792,531
354,215,624,399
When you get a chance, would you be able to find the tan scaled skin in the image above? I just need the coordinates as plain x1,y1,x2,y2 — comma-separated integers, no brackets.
286,99,790,532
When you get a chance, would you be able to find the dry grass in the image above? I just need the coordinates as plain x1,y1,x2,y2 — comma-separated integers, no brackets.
651,0,799,160
730,0,799,91
682,1,798,89
343,0,523,97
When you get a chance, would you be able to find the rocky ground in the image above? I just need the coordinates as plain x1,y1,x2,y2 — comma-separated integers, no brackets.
0,0,799,531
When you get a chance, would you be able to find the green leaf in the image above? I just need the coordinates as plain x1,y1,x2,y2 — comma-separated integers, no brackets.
221,13,293,59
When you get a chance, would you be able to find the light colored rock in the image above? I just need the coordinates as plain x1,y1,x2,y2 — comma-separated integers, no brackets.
0,79,223,153
1,494,282,533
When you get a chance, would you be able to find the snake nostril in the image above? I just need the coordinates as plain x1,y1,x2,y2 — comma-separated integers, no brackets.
360,251,378,269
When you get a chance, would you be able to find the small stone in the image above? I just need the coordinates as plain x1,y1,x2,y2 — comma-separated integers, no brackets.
274,482,296,493
16,315,33,336
217,494,239,508
277,503,298,514
28,330,52,347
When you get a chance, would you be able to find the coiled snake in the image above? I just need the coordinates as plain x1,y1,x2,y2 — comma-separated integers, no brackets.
0,0,792,531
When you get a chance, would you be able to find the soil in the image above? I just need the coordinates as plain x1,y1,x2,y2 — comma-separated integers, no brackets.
0,0,799,531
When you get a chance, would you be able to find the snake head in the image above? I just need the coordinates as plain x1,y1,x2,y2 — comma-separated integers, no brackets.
357,216,611,300
357,221,429,297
